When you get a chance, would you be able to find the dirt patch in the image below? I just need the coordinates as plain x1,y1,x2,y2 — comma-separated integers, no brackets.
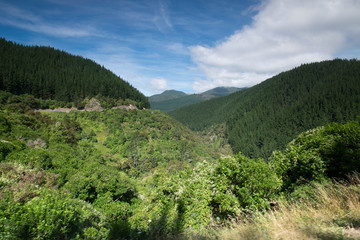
35,107,77,113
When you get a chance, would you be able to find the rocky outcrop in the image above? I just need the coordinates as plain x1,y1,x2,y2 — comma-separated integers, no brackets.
84,98,103,111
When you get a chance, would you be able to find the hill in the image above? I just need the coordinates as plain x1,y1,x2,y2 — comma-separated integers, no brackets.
0,99,233,238
169,59,360,158
148,90,187,102
149,87,242,112
0,38,149,108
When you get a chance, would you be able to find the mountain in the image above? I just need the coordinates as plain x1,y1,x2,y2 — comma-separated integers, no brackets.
169,59,360,158
148,90,187,102
0,38,149,108
149,87,243,112
199,87,243,99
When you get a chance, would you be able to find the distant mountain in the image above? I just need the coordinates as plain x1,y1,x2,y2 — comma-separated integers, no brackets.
169,59,360,158
0,38,149,108
199,87,243,99
149,87,243,112
148,90,188,102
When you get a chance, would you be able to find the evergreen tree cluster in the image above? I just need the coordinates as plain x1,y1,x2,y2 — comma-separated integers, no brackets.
169,59,360,158
0,38,149,108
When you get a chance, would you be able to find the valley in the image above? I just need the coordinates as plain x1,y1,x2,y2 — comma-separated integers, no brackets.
1,39,360,239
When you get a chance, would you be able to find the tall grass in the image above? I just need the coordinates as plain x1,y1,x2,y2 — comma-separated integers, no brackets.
219,174,360,240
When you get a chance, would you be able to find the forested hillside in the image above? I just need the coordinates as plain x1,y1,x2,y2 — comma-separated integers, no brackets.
0,38,149,108
169,59,360,158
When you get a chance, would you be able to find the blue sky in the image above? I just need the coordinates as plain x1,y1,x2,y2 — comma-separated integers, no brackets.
1,0,360,96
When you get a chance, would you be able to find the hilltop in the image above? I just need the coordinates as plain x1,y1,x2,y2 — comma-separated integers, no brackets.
0,38,149,109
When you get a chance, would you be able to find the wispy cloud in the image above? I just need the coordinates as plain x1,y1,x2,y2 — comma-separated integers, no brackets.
152,0,173,33
0,2,99,38
190,0,360,92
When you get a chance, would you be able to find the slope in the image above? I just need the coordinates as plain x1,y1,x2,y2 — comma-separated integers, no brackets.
169,59,360,158
1,97,359,239
0,38,149,108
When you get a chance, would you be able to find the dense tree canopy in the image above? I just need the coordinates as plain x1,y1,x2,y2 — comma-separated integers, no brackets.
0,38,149,108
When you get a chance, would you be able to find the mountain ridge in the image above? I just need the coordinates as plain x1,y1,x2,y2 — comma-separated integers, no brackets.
149,86,243,112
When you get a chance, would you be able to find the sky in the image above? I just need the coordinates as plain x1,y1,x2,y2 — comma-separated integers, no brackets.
1,0,360,96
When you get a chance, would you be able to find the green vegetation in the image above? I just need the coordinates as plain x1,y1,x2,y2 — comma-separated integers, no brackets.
0,99,226,239
1,41,359,239
169,59,360,158
0,38,149,108
218,175,360,240
1,93,359,239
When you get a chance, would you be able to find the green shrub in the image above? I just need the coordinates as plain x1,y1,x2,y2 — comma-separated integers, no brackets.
0,189,110,239
270,120,360,191
214,153,281,212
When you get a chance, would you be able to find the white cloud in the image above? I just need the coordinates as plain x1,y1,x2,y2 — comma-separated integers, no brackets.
150,78,168,94
190,0,360,92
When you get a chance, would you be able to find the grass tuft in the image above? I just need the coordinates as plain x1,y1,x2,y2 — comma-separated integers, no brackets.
218,174,360,240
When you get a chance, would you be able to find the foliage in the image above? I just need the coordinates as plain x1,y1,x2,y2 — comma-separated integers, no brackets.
218,174,360,240
170,59,360,158
0,188,109,239
214,154,281,211
0,107,225,238
0,38,149,108
129,153,280,237
1,92,359,239
270,119,360,191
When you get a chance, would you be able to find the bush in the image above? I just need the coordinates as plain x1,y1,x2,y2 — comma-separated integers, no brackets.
214,154,281,212
0,189,110,239
269,120,360,191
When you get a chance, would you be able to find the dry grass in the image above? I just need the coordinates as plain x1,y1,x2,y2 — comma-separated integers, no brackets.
219,175,360,240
